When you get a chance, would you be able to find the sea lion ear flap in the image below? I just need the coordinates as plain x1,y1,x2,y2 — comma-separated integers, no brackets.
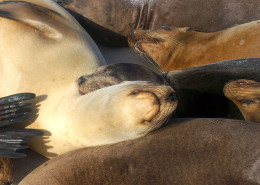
0,1,64,39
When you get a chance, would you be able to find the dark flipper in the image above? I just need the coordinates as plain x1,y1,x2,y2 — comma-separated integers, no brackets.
0,93,35,127
0,129,43,158
0,93,43,158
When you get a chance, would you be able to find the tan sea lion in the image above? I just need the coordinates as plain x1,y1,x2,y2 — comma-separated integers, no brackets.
77,63,168,94
0,93,43,185
20,118,260,185
0,0,178,158
224,79,260,122
56,0,260,46
128,20,260,71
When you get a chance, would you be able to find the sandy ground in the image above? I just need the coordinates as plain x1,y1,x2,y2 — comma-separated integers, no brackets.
13,43,152,184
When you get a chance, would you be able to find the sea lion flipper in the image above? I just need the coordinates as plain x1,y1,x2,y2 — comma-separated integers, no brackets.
0,1,64,39
0,93,35,127
0,128,43,158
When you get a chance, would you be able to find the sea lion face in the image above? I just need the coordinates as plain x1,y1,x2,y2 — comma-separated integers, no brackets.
128,26,191,70
224,79,260,122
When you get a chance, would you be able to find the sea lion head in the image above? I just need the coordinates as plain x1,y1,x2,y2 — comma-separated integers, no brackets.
77,63,168,95
128,26,191,71
224,79,260,122
74,81,177,146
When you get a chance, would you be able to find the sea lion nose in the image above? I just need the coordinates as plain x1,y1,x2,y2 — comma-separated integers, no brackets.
77,76,86,86
166,92,177,101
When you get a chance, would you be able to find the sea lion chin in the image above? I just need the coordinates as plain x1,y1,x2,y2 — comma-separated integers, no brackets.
224,79,260,122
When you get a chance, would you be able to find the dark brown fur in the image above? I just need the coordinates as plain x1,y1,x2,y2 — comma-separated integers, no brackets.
57,0,260,46
20,118,260,185
77,63,168,94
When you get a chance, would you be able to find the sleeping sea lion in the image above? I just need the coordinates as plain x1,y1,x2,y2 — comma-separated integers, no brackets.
224,79,260,122
128,20,260,71
0,93,43,185
77,63,168,94
76,58,260,119
0,0,178,158
56,0,260,46
20,118,260,185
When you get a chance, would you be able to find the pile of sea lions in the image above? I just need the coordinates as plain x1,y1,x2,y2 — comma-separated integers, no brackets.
0,0,259,184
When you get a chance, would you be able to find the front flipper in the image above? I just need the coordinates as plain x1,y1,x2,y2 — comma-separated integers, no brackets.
0,128,43,158
0,1,65,39
0,93,35,127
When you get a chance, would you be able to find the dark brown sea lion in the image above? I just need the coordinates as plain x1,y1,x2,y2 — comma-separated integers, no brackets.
224,79,260,122
164,58,260,118
20,118,260,185
77,63,168,94
0,93,43,185
56,0,260,46
128,20,260,71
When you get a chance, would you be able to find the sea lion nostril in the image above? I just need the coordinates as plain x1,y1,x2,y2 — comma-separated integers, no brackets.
77,76,86,85
166,93,176,101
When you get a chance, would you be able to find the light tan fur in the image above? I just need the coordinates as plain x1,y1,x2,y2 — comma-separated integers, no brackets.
128,21,260,71
0,0,177,158
224,79,260,122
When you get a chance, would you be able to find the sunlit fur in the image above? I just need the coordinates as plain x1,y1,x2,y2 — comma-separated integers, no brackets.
128,21,260,71
0,0,106,157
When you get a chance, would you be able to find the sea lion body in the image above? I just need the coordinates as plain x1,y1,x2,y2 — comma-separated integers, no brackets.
57,0,260,46
20,118,260,185
224,79,260,122
77,63,168,94
128,20,260,71
0,0,105,157
0,1,178,158
164,58,260,117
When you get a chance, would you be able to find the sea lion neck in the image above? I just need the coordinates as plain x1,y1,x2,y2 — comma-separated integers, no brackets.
162,31,217,70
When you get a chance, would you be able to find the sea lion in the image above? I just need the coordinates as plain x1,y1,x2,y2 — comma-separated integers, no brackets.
56,0,260,46
0,93,43,185
0,0,104,158
0,0,178,158
128,20,260,71
224,79,260,122
77,58,260,118
77,63,168,94
164,58,260,118
20,118,260,185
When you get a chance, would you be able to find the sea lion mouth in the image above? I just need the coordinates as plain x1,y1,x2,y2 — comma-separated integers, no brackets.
129,38,163,73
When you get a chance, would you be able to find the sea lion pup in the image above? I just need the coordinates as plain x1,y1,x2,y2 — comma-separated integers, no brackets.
56,0,260,46
20,118,260,185
77,63,168,94
0,93,43,185
224,79,260,122
128,20,260,71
